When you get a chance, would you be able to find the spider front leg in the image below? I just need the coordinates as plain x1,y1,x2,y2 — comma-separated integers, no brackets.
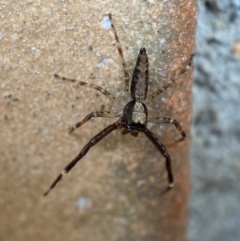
44,117,124,196
148,117,186,142
143,128,174,189
69,111,121,134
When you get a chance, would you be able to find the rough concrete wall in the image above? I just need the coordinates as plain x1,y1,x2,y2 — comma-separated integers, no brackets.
189,0,240,240
0,1,196,241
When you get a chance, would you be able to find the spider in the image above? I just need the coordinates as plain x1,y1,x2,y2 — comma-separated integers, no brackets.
44,14,193,196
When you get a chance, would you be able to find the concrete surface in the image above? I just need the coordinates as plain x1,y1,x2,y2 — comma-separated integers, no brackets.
189,0,240,240
0,1,196,241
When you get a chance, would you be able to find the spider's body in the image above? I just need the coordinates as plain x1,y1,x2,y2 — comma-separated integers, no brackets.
123,47,148,134
124,100,148,126
44,14,193,196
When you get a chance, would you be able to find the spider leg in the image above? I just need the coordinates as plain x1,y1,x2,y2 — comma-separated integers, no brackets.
69,111,121,134
44,117,124,196
148,117,186,141
108,14,130,93
143,128,174,189
148,53,194,99
54,74,116,101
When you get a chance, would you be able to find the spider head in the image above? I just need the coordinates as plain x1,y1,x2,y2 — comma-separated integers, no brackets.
122,100,148,131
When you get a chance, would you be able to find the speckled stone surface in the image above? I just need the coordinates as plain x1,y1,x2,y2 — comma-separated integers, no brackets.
189,0,240,240
0,1,196,241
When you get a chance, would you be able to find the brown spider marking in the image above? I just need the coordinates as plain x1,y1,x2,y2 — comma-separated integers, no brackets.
44,14,193,196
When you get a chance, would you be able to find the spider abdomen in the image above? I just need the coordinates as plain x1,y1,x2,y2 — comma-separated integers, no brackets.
131,48,149,102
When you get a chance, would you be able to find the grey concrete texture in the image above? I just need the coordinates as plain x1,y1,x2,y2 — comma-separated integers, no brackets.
189,0,240,240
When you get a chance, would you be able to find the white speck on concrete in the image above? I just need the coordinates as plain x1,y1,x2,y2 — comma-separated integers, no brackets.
77,196,92,213
101,15,111,29
97,58,108,68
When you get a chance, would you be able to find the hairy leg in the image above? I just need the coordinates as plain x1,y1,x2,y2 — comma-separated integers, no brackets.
44,117,124,196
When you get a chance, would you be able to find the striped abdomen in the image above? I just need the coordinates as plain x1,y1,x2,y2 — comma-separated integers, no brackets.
130,48,149,102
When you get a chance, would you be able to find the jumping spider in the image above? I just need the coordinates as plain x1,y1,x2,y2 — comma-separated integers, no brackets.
44,14,193,196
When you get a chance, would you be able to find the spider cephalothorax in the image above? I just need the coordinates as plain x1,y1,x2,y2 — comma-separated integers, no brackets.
44,14,193,196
